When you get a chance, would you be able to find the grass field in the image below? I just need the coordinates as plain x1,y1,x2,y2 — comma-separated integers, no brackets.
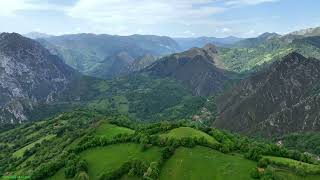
160,127,218,144
94,123,134,139
46,168,65,180
263,156,320,173
159,146,256,180
80,143,161,179
13,134,55,158
274,169,320,180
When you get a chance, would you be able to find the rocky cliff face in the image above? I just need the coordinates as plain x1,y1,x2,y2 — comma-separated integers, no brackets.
215,52,320,137
0,33,74,124
142,44,231,96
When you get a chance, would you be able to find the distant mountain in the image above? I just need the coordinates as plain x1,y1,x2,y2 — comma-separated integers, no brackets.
0,33,75,124
289,27,320,37
215,52,320,137
142,44,232,96
217,32,320,73
174,36,243,50
233,32,281,48
38,34,180,79
23,32,52,39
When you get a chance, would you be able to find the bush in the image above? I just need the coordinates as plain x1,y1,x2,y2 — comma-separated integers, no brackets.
77,160,88,172
258,159,269,168
250,168,260,179
76,171,89,180
245,148,263,161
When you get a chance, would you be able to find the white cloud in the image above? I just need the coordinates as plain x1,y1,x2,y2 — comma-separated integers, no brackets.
68,0,225,25
225,0,279,6
221,27,232,32
0,0,68,17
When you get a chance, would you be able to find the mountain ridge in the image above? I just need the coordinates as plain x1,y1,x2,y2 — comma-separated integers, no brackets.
215,52,320,137
142,44,233,96
0,33,76,124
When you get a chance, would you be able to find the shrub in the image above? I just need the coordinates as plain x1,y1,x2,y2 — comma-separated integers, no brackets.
258,159,269,168
250,168,260,179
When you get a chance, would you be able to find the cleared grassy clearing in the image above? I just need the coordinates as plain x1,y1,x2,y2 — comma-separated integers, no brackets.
263,156,320,174
274,169,320,180
159,146,256,180
80,143,161,179
160,127,218,144
46,168,66,180
13,134,55,158
94,123,134,139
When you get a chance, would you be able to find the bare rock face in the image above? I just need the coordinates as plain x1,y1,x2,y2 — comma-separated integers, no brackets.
215,52,320,137
0,33,74,124
142,44,231,96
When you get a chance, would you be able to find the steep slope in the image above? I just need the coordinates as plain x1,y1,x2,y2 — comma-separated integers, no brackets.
215,52,320,137
142,44,231,96
0,33,75,124
38,34,180,79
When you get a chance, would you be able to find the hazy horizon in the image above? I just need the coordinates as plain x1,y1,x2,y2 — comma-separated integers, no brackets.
1,0,320,38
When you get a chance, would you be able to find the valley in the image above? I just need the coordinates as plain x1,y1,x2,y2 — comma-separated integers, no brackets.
1,4,320,178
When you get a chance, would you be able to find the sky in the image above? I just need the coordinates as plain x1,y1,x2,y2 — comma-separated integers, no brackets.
0,0,319,38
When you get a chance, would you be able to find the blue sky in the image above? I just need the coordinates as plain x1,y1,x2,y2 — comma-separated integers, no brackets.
0,0,319,37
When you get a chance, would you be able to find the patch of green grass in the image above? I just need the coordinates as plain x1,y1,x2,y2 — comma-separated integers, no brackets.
80,143,161,179
160,127,218,144
274,169,320,180
13,134,55,158
26,131,40,139
94,123,134,139
120,175,141,180
263,156,320,174
88,99,110,111
46,168,66,180
160,146,256,180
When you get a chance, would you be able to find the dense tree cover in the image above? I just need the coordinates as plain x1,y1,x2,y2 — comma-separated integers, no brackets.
281,132,320,155
1,110,320,180
0,109,106,179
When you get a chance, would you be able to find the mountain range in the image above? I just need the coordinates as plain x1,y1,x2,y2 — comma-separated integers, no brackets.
216,52,320,137
37,34,179,79
3,25,320,180
1,26,320,137
174,36,243,50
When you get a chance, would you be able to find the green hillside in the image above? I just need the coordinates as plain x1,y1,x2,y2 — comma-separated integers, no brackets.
1,110,320,180
160,147,256,180
27,74,207,123
160,127,218,144
217,36,320,73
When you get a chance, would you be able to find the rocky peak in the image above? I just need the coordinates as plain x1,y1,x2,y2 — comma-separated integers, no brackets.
258,32,281,40
0,33,75,124
203,43,218,54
